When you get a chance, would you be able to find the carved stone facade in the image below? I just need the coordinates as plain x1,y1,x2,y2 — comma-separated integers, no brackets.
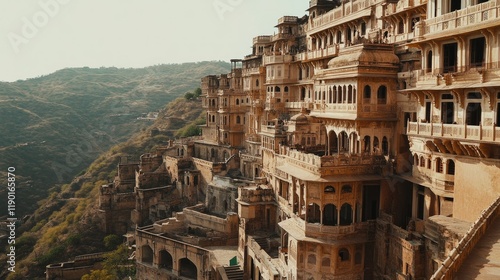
95,0,500,279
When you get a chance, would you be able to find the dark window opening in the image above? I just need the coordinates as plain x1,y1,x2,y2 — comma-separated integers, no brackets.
436,157,443,173
159,250,173,270
427,51,433,73
377,86,387,104
339,248,350,261
443,43,458,73
447,160,455,175
141,245,153,265
324,186,335,193
362,185,380,221
450,0,461,12
497,102,500,127
398,21,404,34
466,103,482,125
425,101,432,122
323,204,338,226
470,37,486,68
341,185,352,193
441,102,454,124
307,203,321,223
340,203,353,225
179,258,198,278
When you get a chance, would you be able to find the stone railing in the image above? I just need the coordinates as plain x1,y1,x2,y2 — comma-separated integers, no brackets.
420,1,499,37
430,196,500,279
294,45,339,61
253,35,272,45
407,121,500,143
309,0,376,32
263,54,293,65
285,101,314,110
385,0,428,15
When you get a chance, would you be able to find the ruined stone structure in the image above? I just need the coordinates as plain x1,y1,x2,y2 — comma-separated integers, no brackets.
97,0,500,279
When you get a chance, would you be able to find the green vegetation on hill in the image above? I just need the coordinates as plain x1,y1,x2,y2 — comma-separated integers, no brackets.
0,61,229,219
1,96,207,279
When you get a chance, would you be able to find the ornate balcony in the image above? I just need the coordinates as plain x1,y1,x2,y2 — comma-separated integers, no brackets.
407,121,500,143
415,1,500,40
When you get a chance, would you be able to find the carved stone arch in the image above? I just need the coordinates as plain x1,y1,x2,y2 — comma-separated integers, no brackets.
423,91,439,108
479,87,494,110
450,89,465,109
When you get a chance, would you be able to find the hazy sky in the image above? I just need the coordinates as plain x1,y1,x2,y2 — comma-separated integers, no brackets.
0,0,307,82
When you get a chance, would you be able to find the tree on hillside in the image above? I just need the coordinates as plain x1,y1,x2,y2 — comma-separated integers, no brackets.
194,87,202,97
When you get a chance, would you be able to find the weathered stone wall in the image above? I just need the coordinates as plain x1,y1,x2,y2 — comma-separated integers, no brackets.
453,158,500,222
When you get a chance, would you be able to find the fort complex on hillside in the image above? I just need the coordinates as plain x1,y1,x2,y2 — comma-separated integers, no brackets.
47,0,500,279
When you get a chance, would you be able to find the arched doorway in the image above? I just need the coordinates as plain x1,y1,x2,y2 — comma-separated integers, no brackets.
328,131,338,155
141,245,153,265
323,204,338,226
179,258,198,278
159,250,173,270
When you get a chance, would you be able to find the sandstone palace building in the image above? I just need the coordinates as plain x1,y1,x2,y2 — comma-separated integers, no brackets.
94,0,500,279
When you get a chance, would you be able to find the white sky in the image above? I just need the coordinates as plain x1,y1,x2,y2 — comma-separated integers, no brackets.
0,0,307,82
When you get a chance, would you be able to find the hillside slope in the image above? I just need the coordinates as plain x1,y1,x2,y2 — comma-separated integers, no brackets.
0,62,229,218
1,96,205,280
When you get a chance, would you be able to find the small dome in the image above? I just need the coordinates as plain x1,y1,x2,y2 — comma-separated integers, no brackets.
328,46,399,68
290,113,309,123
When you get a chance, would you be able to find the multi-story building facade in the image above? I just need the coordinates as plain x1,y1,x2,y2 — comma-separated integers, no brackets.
93,0,500,279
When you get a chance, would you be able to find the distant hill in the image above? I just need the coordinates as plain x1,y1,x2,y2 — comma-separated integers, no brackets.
0,61,230,218
0,96,207,279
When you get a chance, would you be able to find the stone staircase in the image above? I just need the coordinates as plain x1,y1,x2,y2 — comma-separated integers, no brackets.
223,265,244,280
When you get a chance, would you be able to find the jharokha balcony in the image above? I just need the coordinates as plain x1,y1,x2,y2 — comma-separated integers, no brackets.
414,1,500,40
407,121,500,144
274,145,387,180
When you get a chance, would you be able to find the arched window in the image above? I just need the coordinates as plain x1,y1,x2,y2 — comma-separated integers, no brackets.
324,186,335,193
236,99,239,105
382,137,389,155
340,203,353,225
414,154,419,166
179,258,197,278
141,245,153,265
364,136,371,152
420,156,425,167
275,86,281,92
363,85,371,102
159,250,173,270
307,203,321,223
447,159,455,175
308,254,316,264
341,185,352,194
323,204,338,226
348,85,353,103
339,248,350,261
236,116,241,124
377,86,387,104
436,158,443,173
427,51,433,72
373,137,380,154
256,79,259,87
284,86,289,92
